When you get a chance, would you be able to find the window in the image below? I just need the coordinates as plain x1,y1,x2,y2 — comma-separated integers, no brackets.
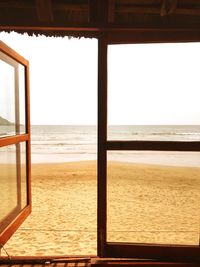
97,38,200,261
0,35,98,256
1,32,200,263
0,41,31,245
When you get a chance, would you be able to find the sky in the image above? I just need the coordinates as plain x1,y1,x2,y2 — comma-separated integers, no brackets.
0,32,98,125
0,31,200,125
108,43,200,125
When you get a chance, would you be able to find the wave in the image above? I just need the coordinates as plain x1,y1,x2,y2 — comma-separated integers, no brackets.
31,151,96,155
31,125,200,150
150,132,200,136
31,142,96,146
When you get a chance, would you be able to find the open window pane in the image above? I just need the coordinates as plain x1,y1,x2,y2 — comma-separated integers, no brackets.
0,35,97,256
107,151,200,245
0,142,28,232
0,51,26,137
20,142,27,209
108,43,200,141
19,64,26,134
0,144,18,222
0,55,15,136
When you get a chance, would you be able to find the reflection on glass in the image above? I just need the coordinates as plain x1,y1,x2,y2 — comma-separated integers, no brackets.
20,142,27,209
107,151,200,245
0,55,15,136
0,145,17,220
0,51,26,137
19,65,26,134
108,43,200,140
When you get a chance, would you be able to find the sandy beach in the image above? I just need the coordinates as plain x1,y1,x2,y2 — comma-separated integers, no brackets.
2,160,200,256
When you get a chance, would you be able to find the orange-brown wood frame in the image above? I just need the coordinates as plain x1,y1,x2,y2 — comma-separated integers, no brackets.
97,32,200,261
0,40,31,245
0,23,200,264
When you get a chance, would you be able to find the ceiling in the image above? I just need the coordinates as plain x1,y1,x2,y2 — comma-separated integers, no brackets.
0,0,200,37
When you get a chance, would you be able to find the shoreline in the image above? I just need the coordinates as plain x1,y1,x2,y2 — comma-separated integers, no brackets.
2,160,200,256
1,149,200,167
31,150,200,167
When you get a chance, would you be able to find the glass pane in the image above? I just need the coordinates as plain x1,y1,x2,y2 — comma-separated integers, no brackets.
20,142,27,209
108,43,200,140
19,65,26,134
0,51,26,137
107,151,200,245
0,145,17,220
0,55,15,136
0,142,28,224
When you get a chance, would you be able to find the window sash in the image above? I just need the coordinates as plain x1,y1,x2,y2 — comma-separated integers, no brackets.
0,41,31,245
97,35,200,261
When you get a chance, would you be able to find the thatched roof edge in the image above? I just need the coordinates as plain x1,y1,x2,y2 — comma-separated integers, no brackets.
0,29,98,39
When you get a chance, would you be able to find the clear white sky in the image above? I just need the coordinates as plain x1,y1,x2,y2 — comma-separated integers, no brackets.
0,31,200,125
0,32,98,125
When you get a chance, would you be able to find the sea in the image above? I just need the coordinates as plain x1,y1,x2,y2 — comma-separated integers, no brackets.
29,125,200,167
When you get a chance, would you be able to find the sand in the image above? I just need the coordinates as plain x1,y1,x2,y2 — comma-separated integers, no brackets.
2,160,200,256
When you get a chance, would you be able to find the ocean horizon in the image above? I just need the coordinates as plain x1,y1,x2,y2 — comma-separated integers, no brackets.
29,125,200,166
1,124,200,166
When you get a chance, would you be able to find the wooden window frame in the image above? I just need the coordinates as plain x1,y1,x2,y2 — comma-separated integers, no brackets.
0,26,200,263
97,31,200,261
0,41,31,245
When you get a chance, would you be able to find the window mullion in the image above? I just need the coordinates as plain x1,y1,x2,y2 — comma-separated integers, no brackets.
0,134,29,147
98,36,108,257
107,140,200,152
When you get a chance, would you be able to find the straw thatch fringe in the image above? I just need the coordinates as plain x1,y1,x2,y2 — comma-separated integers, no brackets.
0,29,97,39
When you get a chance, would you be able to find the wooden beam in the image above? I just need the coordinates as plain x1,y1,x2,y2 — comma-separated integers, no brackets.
0,1,88,12
0,206,31,245
167,0,178,15
116,6,200,16
117,6,160,14
35,0,53,22
89,0,109,25
106,243,200,262
0,1,33,9
92,261,200,267
108,0,116,23
107,140,200,151
160,0,178,16
0,1,200,17
0,134,28,147
116,0,157,3
0,256,91,264
54,3,88,12
107,29,200,44
98,36,108,257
